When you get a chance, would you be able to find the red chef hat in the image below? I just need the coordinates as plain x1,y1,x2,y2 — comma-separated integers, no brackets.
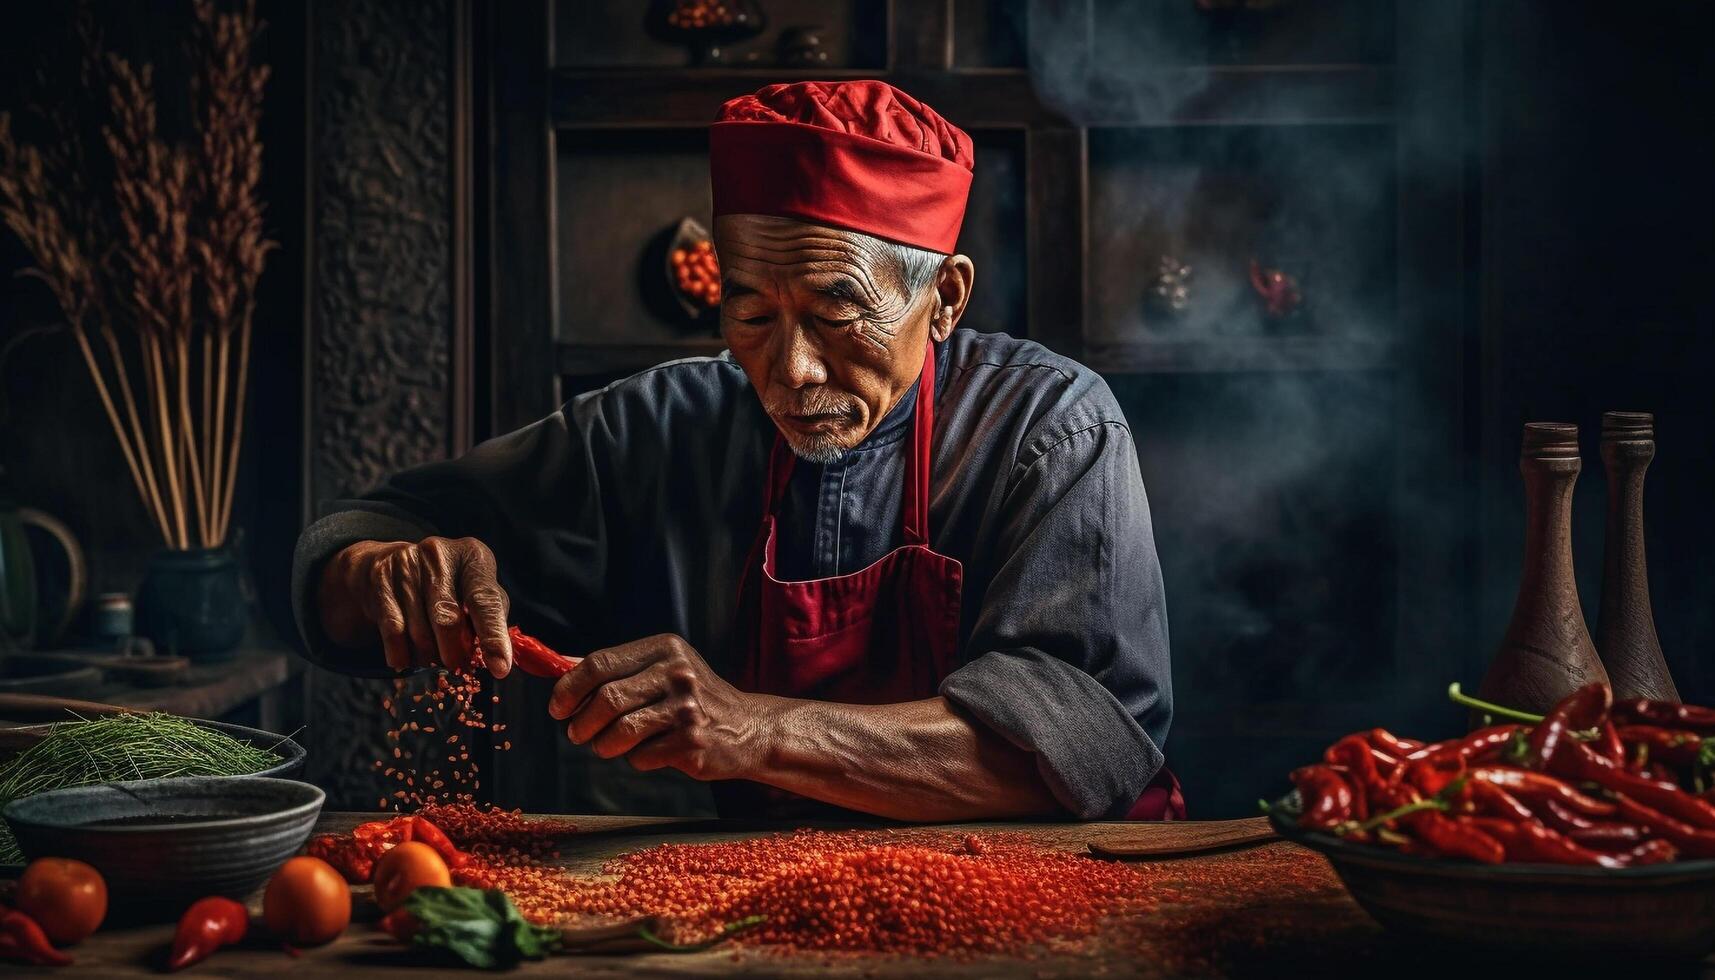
710,80,974,254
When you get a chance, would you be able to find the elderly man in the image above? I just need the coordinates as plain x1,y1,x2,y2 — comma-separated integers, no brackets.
294,81,1175,822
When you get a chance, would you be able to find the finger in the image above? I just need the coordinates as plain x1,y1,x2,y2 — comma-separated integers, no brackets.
458,544,512,678
565,673,665,744
371,559,411,671
423,541,473,671
623,730,682,773
586,702,675,760
392,560,439,668
548,638,669,719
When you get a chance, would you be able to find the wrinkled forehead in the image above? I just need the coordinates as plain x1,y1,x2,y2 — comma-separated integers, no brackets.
714,214,897,292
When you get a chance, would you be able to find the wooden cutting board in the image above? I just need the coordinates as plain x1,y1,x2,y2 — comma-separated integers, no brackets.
1085,816,1278,859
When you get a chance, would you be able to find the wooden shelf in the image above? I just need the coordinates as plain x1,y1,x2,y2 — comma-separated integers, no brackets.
1084,335,1398,374
551,65,1394,130
557,339,728,376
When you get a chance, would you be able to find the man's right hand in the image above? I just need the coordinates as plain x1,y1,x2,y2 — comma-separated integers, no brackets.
317,537,514,677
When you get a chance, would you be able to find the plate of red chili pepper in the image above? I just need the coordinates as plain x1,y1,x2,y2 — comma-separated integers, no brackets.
1265,683,1715,958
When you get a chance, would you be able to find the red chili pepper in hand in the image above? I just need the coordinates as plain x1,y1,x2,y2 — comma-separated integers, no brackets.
1553,741,1715,830
1291,764,1355,830
1468,766,1617,817
167,896,249,971
502,626,581,679
1614,698,1715,734
0,909,72,967
1527,683,1611,772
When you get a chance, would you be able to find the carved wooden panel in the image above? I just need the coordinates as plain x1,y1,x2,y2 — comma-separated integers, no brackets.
304,0,457,810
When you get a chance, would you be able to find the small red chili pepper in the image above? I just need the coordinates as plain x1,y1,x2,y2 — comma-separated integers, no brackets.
1478,818,1622,867
1566,823,1646,850
1406,725,1523,766
167,896,249,971
1616,727,1705,767
1325,735,1384,789
1291,764,1355,830
1465,779,1537,823
378,908,419,942
404,816,471,870
1468,766,1618,817
1532,797,1597,833
1366,729,1424,757
1401,809,1505,864
1597,720,1626,766
1613,698,1715,734
1526,682,1611,772
0,908,72,967
1614,837,1679,866
1609,793,1715,858
1552,741,1715,830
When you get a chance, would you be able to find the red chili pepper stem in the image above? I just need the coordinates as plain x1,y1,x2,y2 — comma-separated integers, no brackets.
1447,683,1545,724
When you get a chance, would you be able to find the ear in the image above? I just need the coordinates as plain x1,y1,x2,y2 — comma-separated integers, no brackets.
931,254,975,343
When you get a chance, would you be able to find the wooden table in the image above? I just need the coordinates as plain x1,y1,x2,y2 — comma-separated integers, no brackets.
27,814,1713,978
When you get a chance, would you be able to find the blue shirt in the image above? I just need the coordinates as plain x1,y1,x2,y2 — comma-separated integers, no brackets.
291,330,1172,819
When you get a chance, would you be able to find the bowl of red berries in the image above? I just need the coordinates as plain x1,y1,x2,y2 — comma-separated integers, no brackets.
666,217,721,320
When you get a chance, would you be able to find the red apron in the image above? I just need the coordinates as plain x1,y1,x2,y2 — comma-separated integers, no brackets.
725,342,1183,820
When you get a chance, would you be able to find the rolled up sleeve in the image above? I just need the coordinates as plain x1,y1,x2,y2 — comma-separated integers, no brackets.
938,420,1172,820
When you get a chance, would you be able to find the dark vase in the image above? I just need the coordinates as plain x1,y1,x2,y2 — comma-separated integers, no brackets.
1595,411,1679,701
1475,422,1610,725
135,547,247,659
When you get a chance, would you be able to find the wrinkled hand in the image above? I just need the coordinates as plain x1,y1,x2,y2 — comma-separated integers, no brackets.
317,537,513,676
547,634,769,781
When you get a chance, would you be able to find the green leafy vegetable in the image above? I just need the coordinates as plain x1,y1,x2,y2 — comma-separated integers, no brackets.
403,887,560,969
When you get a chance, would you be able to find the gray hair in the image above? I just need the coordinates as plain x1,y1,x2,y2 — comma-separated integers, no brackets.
881,239,946,298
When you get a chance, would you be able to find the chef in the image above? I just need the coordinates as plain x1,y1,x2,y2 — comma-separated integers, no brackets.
293,81,1177,822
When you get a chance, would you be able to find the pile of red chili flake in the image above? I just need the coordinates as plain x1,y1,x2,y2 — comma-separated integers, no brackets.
472,829,1164,956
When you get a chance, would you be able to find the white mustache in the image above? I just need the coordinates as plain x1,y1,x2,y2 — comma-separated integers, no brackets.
768,393,860,422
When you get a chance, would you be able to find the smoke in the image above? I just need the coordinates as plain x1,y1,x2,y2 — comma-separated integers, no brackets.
1022,3,1469,807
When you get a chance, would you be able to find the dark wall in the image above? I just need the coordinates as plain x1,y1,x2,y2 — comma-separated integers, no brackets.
1473,2,1715,707
0,0,306,640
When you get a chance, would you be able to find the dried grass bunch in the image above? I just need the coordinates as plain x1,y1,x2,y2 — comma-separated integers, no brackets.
0,0,272,549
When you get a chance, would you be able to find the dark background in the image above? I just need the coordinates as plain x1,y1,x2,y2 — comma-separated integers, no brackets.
2,1,1711,818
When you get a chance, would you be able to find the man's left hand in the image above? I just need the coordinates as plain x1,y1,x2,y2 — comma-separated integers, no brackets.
547,634,771,781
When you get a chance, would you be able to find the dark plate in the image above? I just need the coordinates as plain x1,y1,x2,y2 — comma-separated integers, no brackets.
5,776,324,920
1267,791,1715,958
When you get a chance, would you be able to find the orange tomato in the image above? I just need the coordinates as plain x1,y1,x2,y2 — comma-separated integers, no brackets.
263,856,351,946
16,857,108,945
371,841,451,912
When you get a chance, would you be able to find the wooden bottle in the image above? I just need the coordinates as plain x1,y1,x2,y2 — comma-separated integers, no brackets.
1476,422,1609,720
1595,411,1679,702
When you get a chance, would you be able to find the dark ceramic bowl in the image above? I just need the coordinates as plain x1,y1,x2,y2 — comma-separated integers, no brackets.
4,776,324,918
1268,791,1715,958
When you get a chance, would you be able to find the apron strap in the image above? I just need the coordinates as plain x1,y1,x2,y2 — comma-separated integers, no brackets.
902,342,935,546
